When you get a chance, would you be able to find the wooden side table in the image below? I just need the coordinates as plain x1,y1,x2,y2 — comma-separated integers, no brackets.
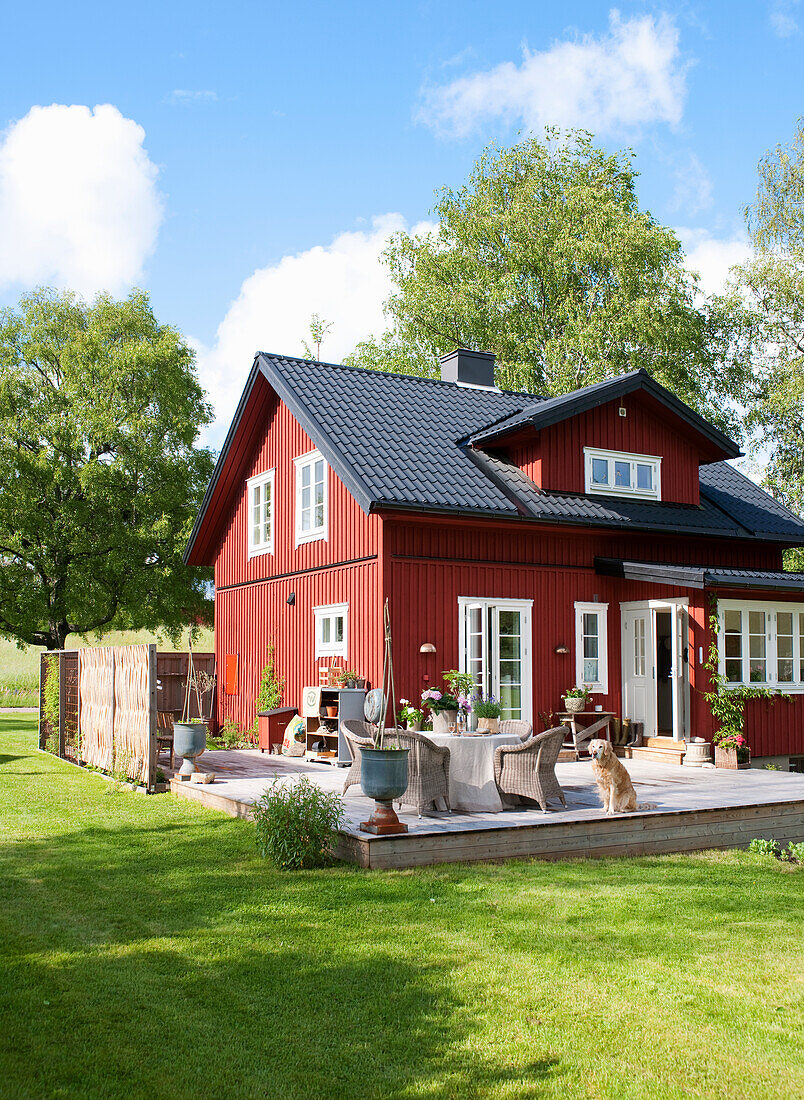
558,711,617,760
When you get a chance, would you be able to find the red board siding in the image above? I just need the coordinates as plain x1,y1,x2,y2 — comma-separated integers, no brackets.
215,559,382,732
213,395,379,590
510,392,707,505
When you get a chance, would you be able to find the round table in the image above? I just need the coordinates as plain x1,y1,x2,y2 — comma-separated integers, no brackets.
427,732,520,812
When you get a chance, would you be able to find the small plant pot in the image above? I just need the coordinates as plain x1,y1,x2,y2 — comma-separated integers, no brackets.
173,721,207,779
325,706,338,718
359,747,410,835
715,745,751,770
563,697,586,713
476,717,500,734
431,710,458,734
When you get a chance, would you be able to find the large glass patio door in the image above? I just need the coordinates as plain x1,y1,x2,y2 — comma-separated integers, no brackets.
459,599,532,722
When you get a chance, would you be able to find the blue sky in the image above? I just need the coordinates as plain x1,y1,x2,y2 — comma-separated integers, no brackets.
1,1,803,440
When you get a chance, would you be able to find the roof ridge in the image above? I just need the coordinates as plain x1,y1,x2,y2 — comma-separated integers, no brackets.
257,351,541,400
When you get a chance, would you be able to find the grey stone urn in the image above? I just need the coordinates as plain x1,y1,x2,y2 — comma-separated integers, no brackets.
173,721,207,779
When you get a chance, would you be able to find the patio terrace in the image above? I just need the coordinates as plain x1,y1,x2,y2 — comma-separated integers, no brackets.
168,748,804,868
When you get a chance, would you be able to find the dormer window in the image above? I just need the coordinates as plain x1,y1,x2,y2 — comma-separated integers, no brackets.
584,448,661,501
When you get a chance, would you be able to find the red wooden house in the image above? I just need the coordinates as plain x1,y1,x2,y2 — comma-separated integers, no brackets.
185,349,804,769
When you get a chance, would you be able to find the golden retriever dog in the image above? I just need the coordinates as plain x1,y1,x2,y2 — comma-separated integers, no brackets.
588,739,653,814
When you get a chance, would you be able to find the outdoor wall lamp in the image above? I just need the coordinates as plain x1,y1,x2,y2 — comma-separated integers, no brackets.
554,644,569,654
419,642,436,654
286,591,295,605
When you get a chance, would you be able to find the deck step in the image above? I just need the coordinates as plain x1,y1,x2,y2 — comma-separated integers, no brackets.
627,744,686,766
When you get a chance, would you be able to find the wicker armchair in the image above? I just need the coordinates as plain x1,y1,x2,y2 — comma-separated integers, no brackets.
494,727,566,812
393,730,451,817
500,719,533,741
340,720,376,795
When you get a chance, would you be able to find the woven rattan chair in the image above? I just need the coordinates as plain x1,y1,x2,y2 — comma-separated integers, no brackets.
340,720,377,794
500,719,533,741
393,730,451,817
494,727,566,812
156,711,175,769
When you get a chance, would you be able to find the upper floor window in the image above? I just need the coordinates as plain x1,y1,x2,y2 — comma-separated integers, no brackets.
584,447,661,501
294,449,327,546
719,600,804,689
247,469,274,557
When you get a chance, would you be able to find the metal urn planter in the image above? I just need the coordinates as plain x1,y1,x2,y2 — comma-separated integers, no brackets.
359,747,410,834
173,721,207,780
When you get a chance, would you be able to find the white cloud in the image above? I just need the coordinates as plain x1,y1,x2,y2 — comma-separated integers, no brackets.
769,0,799,37
669,152,713,215
168,89,219,105
194,214,433,445
417,10,686,138
0,103,162,297
676,227,751,297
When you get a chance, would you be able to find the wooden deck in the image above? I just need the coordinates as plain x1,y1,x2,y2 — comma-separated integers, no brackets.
167,748,804,869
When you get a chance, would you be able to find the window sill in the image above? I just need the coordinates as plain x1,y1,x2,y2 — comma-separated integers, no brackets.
722,682,804,693
248,545,274,560
587,487,660,502
296,530,327,547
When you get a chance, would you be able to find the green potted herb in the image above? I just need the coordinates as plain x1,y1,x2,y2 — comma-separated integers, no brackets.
563,685,589,713
337,668,362,689
472,691,502,734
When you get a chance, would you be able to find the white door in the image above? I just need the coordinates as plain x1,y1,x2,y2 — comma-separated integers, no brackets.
459,599,532,722
621,607,656,737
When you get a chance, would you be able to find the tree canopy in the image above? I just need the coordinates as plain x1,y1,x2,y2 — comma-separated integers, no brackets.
347,132,751,438
0,288,215,650
730,119,804,526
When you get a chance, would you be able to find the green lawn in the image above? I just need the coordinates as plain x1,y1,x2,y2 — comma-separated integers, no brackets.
0,629,215,707
1,716,802,1100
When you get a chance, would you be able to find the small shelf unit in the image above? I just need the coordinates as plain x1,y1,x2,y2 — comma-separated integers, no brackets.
300,686,366,766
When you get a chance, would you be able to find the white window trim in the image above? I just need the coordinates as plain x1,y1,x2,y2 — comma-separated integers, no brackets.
584,447,662,501
457,597,533,722
294,449,328,547
574,601,609,694
246,468,275,558
314,602,348,659
717,598,804,692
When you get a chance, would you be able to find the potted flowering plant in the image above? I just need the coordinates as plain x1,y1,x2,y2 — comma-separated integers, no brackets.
397,699,423,730
420,688,460,733
713,730,751,770
472,691,502,734
563,685,589,713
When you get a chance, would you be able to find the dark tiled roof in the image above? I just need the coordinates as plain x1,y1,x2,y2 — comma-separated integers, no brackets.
185,354,804,564
466,368,741,458
705,568,804,590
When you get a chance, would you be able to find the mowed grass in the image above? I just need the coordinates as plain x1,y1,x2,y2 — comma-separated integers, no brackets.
1,716,802,1100
0,629,214,707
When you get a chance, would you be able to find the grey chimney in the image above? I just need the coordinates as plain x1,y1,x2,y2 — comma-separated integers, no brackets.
439,348,496,388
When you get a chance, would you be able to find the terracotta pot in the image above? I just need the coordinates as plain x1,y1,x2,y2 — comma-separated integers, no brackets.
476,717,500,734
325,705,338,718
431,710,458,734
563,696,586,713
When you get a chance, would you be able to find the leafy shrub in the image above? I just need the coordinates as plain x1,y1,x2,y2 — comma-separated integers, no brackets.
749,838,781,857
784,842,804,864
252,775,345,869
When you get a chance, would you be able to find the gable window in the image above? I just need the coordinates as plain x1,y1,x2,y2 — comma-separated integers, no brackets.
294,449,327,545
574,602,609,693
584,448,661,500
718,600,804,689
247,469,274,557
314,603,347,658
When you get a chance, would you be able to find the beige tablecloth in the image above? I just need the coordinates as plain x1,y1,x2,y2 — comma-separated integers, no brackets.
428,732,520,812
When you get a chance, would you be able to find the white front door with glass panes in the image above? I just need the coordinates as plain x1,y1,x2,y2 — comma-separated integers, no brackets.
458,599,532,723
621,607,655,736
718,600,804,688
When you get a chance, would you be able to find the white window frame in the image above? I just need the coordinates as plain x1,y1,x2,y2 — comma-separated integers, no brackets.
574,602,609,693
314,603,348,659
717,598,804,692
246,469,275,558
457,597,533,723
584,447,662,501
294,449,328,547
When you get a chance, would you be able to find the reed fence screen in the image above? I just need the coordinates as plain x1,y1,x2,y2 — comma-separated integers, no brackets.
40,646,215,789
